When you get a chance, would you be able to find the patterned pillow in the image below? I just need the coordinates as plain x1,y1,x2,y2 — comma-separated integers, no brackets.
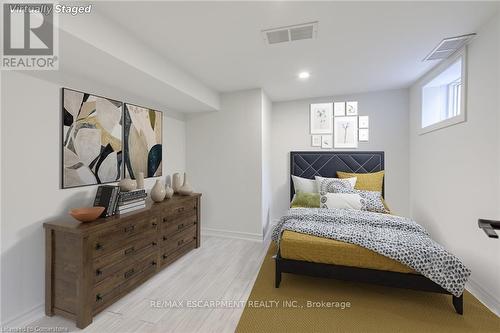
315,176,355,194
335,187,389,214
320,193,363,210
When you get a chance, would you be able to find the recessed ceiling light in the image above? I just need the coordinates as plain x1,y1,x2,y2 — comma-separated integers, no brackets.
298,71,310,79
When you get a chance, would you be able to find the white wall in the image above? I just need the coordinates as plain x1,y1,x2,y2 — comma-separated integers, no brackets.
261,92,272,235
186,89,266,240
271,89,410,220
409,13,500,315
0,71,186,325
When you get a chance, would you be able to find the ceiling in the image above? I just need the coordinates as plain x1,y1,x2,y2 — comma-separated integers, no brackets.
96,1,498,102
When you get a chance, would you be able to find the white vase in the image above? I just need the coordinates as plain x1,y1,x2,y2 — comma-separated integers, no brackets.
165,186,174,199
118,178,136,192
172,173,182,193
136,172,144,189
178,173,193,195
151,180,166,202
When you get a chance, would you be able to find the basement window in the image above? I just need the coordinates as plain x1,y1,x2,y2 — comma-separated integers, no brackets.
419,49,467,134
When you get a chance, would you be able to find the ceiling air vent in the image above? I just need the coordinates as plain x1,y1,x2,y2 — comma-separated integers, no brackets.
262,22,318,45
423,33,476,61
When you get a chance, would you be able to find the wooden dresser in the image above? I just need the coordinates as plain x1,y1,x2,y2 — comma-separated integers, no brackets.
44,193,201,328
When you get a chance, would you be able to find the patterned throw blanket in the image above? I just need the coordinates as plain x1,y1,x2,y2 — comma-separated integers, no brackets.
272,208,470,297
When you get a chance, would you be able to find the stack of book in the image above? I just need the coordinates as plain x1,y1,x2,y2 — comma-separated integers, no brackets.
93,185,120,217
116,189,147,214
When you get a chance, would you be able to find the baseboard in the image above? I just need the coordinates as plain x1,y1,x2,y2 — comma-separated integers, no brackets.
466,278,500,317
1,303,44,328
202,227,263,242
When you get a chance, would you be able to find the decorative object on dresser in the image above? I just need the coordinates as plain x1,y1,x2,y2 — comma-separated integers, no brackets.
44,194,202,329
136,172,145,189
93,185,120,217
116,189,147,214
69,207,105,222
118,178,137,192
172,172,182,193
165,186,174,199
151,179,167,202
178,173,193,195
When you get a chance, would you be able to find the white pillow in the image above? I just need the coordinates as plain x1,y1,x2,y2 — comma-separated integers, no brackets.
320,193,363,210
292,175,318,194
315,176,357,195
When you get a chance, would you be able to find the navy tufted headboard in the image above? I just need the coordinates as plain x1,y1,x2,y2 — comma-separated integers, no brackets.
290,151,385,201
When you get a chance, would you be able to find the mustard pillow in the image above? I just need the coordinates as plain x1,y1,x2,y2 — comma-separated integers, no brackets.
337,171,385,193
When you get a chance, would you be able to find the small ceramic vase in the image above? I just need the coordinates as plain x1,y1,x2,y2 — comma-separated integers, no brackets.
151,179,166,202
136,172,144,189
118,178,137,192
178,173,193,195
165,186,174,199
172,173,182,193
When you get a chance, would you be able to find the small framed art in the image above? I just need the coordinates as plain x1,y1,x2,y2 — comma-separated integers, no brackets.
334,116,358,148
359,128,369,142
346,101,358,115
334,102,346,116
321,135,333,149
311,135,322,147
310,103,333,134
358,115,369,128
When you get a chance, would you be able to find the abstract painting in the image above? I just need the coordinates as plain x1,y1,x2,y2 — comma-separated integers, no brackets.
124,103,162,179
310,103,333,134
62,88,123,188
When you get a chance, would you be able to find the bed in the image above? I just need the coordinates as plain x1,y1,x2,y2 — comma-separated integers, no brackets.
274,151,465,314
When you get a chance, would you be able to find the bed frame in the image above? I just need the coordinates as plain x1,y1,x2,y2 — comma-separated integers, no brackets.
275,151,463,314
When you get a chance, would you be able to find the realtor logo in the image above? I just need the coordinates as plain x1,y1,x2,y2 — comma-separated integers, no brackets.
2,3,58,70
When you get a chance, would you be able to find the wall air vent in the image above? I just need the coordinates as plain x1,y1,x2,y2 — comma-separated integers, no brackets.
423,33,476,61
262,21,318,45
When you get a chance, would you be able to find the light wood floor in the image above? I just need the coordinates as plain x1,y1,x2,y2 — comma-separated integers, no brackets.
28,236,270,333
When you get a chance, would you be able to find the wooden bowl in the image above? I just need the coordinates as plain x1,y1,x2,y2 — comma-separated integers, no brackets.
69,207,105,222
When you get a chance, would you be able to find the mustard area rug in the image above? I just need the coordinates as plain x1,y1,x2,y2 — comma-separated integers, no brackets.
236,243,500,333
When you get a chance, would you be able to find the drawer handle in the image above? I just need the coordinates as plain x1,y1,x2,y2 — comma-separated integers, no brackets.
96,294,103,302
162,254,167,259
95,269,102,276
151,241,157,246
163,217,168,223
178,239,184,246
95,243,103,251
177,223,184,230
152,222,158,227
124,247,135,255
124,268,135,279
124,225,135,233
163,236,168,241
177,207,185,213
151,261,157,266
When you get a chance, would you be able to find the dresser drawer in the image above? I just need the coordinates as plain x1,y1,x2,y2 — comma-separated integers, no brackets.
92,216,159,258
160,224,197,252
93,234,158,284
162,197,197,217
161,211,197,235
93,252,158,311
160,240,196,267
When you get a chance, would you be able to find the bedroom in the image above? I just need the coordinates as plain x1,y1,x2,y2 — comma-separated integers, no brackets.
1,1,499,332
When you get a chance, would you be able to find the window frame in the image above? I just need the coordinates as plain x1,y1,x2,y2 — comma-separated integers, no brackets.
418,47,467,135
